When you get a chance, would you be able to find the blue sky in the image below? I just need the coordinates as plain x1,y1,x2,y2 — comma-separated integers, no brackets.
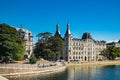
0,0,120,43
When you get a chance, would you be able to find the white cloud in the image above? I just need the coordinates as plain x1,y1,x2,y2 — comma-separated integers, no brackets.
107,40,118,43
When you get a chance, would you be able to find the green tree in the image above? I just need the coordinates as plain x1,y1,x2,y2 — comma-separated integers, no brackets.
49,36,64,60
34,32,52,60
34,32,64,61
101,46,120,60
34,42,52,59
36,32,52,42
0,23,25,62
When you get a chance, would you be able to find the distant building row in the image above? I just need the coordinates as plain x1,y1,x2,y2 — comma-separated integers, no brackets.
107,40,120,47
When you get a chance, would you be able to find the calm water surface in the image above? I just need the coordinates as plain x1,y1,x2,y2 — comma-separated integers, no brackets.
7,65,120,80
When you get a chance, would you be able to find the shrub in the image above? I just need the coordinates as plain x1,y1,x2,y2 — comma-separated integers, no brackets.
29,55,37,64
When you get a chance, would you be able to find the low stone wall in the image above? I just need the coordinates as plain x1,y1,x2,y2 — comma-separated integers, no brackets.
7,66,65,76
0,63,66,76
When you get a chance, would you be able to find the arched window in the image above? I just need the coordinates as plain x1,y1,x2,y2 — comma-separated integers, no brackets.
79,56,80,59
76,56,78,59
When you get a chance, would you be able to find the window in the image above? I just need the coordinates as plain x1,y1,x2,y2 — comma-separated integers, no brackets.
76,52,78,55
69,57,71,59
76,47,78,50
76,43,78,46
81,57,83,59
73,52,75,55
76,56,78,59
73,43,75,46
88,52,90,55
79,56,80,59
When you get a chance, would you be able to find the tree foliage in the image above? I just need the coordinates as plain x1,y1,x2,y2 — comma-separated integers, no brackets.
101,46,120,60
34,32,64,61
0,23,25,62
36,32,52,42
48,36,64,60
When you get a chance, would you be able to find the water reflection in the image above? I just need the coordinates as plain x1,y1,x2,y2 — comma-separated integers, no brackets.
67,66,100,80
7,65,120,80
7,71,68,80
67,65,120,80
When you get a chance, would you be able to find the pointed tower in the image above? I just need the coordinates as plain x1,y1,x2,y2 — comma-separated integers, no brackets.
54,23,61,38
65,23,71,37
64,23,72,61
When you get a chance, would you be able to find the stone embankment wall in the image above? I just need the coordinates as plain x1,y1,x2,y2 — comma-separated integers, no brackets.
0,62,66,76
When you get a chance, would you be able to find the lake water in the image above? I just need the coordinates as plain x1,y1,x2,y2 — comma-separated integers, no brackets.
7,65,120,80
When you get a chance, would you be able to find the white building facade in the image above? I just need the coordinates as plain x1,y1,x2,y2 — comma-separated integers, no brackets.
55,23,106,62
16,27,33,59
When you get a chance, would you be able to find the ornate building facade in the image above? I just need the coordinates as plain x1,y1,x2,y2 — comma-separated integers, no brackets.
55,23,106,62
16,27,33,59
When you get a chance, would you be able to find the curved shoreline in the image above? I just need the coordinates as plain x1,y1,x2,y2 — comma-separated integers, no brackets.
0,66,66,76
0,60,120,79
